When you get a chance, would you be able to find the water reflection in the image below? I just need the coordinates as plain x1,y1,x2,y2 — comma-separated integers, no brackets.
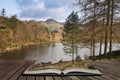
0,43,72,63
0,43,120,64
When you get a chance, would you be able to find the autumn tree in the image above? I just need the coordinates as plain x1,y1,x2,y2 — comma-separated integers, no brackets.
5,15,18,44
77,0,120,59
76,0,102,58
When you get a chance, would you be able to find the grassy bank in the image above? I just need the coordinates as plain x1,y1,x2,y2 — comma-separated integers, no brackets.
89,50,120,60
30,60,92,70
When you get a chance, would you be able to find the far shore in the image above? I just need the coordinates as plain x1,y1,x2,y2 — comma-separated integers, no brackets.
0,42,51,54
0,41,63,55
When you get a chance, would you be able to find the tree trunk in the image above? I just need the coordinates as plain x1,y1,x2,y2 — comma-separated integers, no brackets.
104,0,110,57
92,0,96,57
99,5,105,56
71,40,75,66
104,31,108,57
93,39,95,57
109,0,114,56
99,33,102,56
90,41,93,56
75,43,78,57
72,45,75,66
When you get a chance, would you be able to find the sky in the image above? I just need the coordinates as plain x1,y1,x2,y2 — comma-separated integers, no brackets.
0,0,79,22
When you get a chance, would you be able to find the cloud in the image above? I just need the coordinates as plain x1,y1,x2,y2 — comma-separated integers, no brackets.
16,0,75,22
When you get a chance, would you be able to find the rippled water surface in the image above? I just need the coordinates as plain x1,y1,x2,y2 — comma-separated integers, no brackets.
0,43,120,63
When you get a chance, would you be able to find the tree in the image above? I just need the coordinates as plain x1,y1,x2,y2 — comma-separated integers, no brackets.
1,9,5,17
6,15,18,43
77,0,120,58
99,1,106,57
77,0,101,58
104,0,116,57
63,11,80,65
5,15,18,29
109,0,114,56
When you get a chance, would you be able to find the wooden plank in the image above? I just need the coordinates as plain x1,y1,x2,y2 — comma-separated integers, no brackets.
45,76,54,80
0,59,8,63
0,59,6,64
103,74,120,80
9,61,34,80
53,76,63,80
93,65,120,79
0,60,13,70
36,76,44,80
69,76,80,80
1,61,27,80
0,61,14,78
0,59,4,62
0,61,18,79
86,76,99,80
61,76,71,80
102,75,115,80
89,61,120,80
77,76,90,80
91,62,120,78
0,60,119,80
93,76,108,80
27,76,35,80
17,75,27,80
17,61,35,80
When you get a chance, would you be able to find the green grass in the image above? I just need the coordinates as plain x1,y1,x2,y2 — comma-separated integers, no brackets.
30,60,91,71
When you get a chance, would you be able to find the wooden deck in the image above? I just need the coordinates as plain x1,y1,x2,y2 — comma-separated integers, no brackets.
0,59,120,80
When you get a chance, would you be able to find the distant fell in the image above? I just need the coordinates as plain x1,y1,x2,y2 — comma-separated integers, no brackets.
45,18,58,23
45,18,63,32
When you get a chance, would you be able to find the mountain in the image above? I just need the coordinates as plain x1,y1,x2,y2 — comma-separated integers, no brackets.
23,19,64,42
45,18,58,23
45,18,63,32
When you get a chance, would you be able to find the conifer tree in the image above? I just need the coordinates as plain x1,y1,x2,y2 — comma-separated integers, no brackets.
63,11,81,65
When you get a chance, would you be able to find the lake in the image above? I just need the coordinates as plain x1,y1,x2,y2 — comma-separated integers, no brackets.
0,43,120,64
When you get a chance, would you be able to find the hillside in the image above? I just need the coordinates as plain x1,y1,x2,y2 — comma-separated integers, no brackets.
0,16,65,52
23,20,49,42
0,17,50,52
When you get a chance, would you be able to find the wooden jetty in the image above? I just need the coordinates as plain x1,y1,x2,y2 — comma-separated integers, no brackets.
0,59,120,80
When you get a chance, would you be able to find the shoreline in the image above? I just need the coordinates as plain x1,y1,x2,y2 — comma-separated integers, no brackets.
0,41,63,55
0,42,119,53
0,41,63,54
0,42,51,54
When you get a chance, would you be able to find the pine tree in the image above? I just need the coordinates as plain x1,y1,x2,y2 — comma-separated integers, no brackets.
1,9,5,17
63,11,81,66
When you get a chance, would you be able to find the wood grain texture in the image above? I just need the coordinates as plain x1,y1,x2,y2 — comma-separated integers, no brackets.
0,60,119,80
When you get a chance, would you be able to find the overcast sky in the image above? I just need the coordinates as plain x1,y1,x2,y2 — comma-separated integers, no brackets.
0,0,80,22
